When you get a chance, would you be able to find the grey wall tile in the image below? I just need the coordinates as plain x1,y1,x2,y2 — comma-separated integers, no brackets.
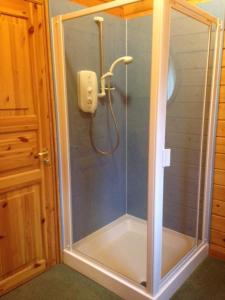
126,16,152,220
50,1,126,242
50,1,224,242
163,11,211,237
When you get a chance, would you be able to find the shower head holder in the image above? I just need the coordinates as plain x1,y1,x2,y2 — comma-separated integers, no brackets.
98,56,133,98
98,72,113,98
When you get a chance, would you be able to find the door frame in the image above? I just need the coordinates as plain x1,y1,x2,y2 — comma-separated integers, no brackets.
42,0,61,267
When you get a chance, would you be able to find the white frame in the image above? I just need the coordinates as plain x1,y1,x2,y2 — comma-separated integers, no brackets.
195,25,211,245
147,0,171,295
202,19,224,241
52,0,222,299
52,14,73,249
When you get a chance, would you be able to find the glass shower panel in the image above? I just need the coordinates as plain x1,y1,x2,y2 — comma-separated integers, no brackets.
62,7,152,286
64,12,126,243
162,9,211,276
127,17,152,220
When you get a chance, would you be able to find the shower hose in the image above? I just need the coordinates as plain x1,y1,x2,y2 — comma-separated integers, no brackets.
90,81,120,156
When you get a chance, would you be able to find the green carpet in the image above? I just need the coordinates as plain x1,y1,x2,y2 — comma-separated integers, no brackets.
1,264,123,300
172,257,225,300
1,257,225,300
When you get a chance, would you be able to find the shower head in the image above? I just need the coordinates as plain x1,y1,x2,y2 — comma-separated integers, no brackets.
109,56,134,73
99,56,134,98
123,56,134,64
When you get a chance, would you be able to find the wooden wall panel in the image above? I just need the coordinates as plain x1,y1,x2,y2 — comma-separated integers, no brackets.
211,229,225,248
220,86,225,102
211,215,225,232
218,103,225,119
221,68,225,85
70,0,210,19
213,184,225,200
71,0,124,17
70,0,153,18
210,36,225,261
217,121,225,137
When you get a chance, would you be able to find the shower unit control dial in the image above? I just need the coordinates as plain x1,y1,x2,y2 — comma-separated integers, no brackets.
77,71,98,113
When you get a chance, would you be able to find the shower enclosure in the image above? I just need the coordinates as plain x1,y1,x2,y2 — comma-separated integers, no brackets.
52,0,223,299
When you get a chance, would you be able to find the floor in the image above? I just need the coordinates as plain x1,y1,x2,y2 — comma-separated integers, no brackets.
1,257,225,300
172,257,225,299
1,264,123,300
73,214,195,283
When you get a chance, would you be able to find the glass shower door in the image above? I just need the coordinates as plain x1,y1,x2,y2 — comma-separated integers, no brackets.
54,1,153,288
162,8,217,276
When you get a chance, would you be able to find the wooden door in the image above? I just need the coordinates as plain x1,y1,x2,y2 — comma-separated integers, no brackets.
0,0,59,295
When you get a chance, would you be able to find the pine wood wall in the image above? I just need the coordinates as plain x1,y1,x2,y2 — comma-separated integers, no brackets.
210,35,225,261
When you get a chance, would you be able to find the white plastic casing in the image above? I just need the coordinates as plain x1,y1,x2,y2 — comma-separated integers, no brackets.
163,148,171,167
77,71,98,113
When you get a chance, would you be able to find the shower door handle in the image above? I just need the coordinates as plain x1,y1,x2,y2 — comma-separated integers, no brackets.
163,148,171,168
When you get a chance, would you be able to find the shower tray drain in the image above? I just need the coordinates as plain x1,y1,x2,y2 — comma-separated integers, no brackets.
140,281,147,287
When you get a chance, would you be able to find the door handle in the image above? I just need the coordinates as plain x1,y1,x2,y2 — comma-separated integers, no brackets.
37,148,50,165
38,149,48,157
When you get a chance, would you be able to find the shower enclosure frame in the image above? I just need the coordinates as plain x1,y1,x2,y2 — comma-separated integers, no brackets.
52,0,223,299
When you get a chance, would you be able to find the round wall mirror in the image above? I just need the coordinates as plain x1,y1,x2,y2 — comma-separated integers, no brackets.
167,57,176,103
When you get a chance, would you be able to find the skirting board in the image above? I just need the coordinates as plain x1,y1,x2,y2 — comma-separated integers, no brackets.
63,243,208,300
209,244,225,262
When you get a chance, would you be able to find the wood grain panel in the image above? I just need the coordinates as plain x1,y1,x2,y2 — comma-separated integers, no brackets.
71,0,153,19
214,169,225,186
0,1,29,19
0,116,38,133
215,153,225,170
71,0,124,17
216,137,225,154
222,50,225,67
221,67,225,86
70,0,213,20
217,121,225,137
218,103,225,120
213,184,225,202
212,200,225,217
0,131,37,152
0,185,43,279
0,131,39,175
210,244,225,261
0,170,41,193
124,0,152,18
0,14,34,114
211,215,225,232
220,85,225,102
0,260,45,295
211,229,225,248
